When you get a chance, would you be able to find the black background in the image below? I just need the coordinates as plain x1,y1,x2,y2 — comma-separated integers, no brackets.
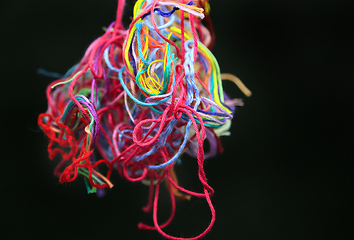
1,0,353,239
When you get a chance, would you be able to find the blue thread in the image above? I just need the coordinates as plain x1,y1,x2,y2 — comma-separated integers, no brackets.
37,68,63,79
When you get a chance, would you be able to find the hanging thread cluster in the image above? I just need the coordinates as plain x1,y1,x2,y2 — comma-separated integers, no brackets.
38,0,250,239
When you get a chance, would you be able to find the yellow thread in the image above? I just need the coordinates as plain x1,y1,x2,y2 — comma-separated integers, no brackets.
124,24,138,74
147,60,163,87
204,2,210,14
133,0,145,18
220,73,252,97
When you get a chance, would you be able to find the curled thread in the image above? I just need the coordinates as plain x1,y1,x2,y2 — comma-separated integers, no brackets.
38,0,250,239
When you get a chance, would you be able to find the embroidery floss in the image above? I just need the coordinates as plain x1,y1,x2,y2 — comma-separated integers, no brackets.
38,0,251,239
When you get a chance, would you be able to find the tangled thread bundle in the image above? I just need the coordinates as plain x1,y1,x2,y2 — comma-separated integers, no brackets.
38,0,251,239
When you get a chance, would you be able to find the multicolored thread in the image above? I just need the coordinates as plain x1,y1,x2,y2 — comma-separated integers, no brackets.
38,0,251,239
